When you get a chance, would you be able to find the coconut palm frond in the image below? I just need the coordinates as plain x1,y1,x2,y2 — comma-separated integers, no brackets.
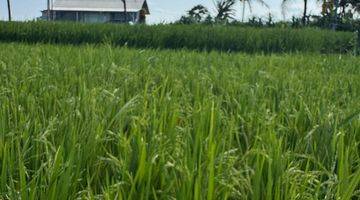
253,0,270,9
240,0,269,21
281,0,293,18
247,1,253,13
215,0,237,21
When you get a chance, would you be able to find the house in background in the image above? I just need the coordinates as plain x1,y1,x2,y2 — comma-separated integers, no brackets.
42,0,150,23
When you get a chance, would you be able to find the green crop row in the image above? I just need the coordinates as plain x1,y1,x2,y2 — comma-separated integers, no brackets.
0,43,359,199
0,21,357,54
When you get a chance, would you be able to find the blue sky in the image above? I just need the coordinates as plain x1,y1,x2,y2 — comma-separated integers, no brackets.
0,0,322,23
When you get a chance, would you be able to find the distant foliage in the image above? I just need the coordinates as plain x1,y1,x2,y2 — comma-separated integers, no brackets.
0,21,356,54
177,1,360,32
177,0,238,24
178,5,210,24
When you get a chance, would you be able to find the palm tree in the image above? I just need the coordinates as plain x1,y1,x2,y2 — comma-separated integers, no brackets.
121,0,127,23
215,0,237,22
239,0,269,22
282,0,308,25
7,0,12,21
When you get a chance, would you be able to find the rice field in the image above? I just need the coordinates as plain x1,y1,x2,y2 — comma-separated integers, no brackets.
0,42,359,199
0,21,357,54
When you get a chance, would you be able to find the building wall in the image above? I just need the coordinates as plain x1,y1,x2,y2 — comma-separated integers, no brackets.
110,12,139,23
46,11,140,23
82,12,111,23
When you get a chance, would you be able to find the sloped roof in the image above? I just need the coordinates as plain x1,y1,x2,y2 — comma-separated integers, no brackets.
52,0,149,14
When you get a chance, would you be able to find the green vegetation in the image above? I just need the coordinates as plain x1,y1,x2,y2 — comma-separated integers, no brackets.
0,43,359,199
179,0,360,32
0,21,357,54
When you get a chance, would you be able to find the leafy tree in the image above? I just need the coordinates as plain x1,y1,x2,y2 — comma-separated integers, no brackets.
204,14,214,24
178,4,210,24
340,0,360,15
188,5,209,22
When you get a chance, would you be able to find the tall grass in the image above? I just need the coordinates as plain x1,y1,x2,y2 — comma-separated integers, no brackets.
0,43,359,199
0,21,356,54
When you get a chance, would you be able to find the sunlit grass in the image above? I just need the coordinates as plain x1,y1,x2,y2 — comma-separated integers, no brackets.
0,43,359,199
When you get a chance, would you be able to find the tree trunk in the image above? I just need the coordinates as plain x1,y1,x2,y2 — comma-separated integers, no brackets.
51,0,56,20
332,0,339,30
123,0,127,23
302,0,308,25
7,0,12,21
242,1,246,22
47,0,51,21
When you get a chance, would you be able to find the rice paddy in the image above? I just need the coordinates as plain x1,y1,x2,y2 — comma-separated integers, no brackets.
0,21,357,54
0,42,359,199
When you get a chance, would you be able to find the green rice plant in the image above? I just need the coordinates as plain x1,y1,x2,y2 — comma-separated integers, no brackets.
0,21,356,54
0,43,359,199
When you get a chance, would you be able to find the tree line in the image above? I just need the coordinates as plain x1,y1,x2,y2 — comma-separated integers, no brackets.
176,0,360,31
